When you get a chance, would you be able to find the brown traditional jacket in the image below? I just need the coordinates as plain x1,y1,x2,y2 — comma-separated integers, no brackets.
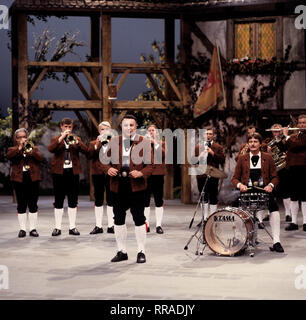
285,132,306,167
232,152,279,188
194,141,225,178
101,134,153,193
87,140,106,175
48,135,88,175
151,140,166,176
6,146,44,182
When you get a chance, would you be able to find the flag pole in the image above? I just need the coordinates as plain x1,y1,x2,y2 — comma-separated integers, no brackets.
216,44,227,109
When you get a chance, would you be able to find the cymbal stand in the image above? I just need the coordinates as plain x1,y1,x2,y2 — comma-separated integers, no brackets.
184,175,211,254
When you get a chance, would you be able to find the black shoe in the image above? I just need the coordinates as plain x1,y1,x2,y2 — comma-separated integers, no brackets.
69,228,80,235
303,224,306,231
52,228,61,236
90,226,103,234
136,251,146,263
258,222,265,229
111,251,128,262
18,230,26,238
146,227,150,233
285,223,298,231
107,226,114,234
286,215,292,222
29,229,39,237
156,226,164,234
263,216,270,221
270,242,284,253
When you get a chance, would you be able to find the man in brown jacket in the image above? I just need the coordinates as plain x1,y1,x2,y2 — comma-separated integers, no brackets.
102,115,153,263
6,128,44,238
88,121,114,234
232,133,284,253
144,124,166,234
48,118,88,236
195,127,225,220
284,114,306,231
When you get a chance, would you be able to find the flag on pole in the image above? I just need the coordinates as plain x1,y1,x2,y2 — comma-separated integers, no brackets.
193,46,226,118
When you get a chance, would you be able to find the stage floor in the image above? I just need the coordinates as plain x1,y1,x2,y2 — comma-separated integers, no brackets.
0,196,306,300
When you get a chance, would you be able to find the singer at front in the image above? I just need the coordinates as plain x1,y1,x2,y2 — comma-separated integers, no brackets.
232,133,284,253
195,127,225,221
48,118,88,237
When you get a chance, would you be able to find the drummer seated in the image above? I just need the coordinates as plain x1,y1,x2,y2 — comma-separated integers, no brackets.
232,133,284,253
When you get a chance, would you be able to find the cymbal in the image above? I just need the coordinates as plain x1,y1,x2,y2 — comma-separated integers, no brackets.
205,165,228,179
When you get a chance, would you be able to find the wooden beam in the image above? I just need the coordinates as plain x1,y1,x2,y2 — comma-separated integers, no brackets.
116,69,131,90
81,67,101,99
28,61,102,68
36,100,101,109
162,69,182,101
113,110,128,130
111,73,119,84
101,14,112,123
74,111,91,136
190,21,226,65
145,73,167,101
85,110,99,130
70,72,91,100
28,68,48,98
112,100,181,110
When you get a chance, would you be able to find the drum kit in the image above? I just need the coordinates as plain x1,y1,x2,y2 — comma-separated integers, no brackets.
184,166,272,258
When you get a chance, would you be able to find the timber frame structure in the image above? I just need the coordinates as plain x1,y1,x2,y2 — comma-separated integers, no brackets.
9,0,305,203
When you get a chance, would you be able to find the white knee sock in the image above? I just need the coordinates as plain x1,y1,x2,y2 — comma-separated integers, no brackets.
302,202,306,224
28,212,38,231
106,206,114,228
135,224,146,253
270,211,281,244
209,204,217,218
201,203,209,221
18,213,27,231
144,207,150,227
54,208,63,230
290,201,299,224
155,207,163,227
257,210,264,223
94,206,103,228
283,198,291,217
114,224,127,253
68,207,77,230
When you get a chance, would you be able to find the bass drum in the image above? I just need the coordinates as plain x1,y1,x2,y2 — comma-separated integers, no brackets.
204,207,255,256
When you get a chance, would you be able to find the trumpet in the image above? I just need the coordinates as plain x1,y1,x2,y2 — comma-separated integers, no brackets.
23,140,34,153
98,130,113,146
65,133,78,145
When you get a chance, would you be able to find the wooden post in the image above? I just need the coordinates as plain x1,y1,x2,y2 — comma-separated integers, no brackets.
101,14,112,124
164,17,175,200
180,17,192,204
276,17,284,110
17,13,28,129
89,15,101,201
226,19,234,109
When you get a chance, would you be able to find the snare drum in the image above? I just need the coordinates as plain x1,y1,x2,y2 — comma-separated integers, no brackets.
204,207,255,256
239,192,269,211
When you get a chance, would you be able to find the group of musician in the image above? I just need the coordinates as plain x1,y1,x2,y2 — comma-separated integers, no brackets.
5,113,306,261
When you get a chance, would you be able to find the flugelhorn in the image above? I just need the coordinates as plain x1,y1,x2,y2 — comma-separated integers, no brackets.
65,133,78,145
23,140,34,153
